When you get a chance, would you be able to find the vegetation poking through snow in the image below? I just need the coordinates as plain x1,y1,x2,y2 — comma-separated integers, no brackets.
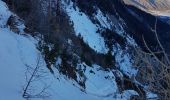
104,50,115,68
101,28,126,49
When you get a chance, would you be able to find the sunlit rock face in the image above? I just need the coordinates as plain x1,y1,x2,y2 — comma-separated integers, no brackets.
123,0,170,16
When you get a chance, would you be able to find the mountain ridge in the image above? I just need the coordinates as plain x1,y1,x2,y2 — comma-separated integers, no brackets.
123,0,170,16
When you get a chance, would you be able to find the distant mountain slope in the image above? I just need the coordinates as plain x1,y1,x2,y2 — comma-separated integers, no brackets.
123,0,170,16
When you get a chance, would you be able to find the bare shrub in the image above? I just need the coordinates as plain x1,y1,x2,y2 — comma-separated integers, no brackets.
134,18,170,99
22,54,50,100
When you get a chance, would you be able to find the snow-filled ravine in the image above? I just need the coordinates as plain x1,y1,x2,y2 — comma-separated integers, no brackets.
62,1,109,54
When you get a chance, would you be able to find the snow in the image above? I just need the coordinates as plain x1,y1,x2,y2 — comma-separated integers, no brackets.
13,15,26,34
0,1,139,99
0,1,30,99
0,1,98,99
75,63,139,100
63,1,108,54
62,0,138,79
0,28,39,100
95,9,112,29
146,92,158,100
0,0,11,26
116,90,138,100
84,64,118,96
46,71,100,100
0,14,99,100
113,44,138,77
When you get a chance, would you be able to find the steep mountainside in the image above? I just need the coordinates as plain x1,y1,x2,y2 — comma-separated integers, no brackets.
0,0,141,99
0,0,169,99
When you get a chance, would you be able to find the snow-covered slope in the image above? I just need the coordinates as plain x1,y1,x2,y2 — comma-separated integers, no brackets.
123,0,170,16
0,0,140,99
62,1,108,54
0,28,137,100
0,28,39,100
62,0,138,77
0,1,40,99
0,29,137,100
